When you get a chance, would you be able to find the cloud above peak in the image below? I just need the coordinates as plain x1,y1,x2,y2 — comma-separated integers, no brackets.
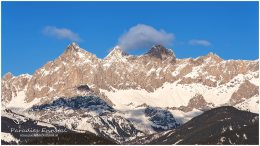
43,26,82,42
189,39,211,47
118,24,174,50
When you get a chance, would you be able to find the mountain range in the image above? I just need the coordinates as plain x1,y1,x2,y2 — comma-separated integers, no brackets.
1,43,259,144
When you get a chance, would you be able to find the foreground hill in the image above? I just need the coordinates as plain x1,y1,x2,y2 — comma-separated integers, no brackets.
1,110,116,145
129,106,259,145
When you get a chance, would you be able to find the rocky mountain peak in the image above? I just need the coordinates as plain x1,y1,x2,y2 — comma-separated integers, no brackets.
105,46,128,60
1,42,259,144
206,52,219,58
204,52,222,63
3,72,13,81
146,44,176,61
60,42,97,61
64,42,80,53
195,52,223,64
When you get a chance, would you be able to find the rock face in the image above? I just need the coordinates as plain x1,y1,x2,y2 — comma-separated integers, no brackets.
230,80,259,105
144,107,180,131
1,43,259,144
2,43,258,109
25,43,102,103
178,94,212,112
30,96,115,112
146,44,176,61
2,73,31,106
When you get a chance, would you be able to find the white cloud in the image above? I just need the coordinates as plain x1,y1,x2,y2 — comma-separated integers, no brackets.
43,26,81,42
118,24,174,50
189,39,211,47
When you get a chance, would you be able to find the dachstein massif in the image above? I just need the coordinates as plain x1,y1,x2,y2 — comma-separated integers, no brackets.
1,43,259,144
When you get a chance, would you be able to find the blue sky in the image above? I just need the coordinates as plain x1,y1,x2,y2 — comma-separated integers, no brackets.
2,1,259,76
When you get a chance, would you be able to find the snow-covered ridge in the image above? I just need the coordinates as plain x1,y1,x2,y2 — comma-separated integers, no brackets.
101,73,257,109
2,43,258,113
1,132,19,143
1,43,259,144
103,46,129,67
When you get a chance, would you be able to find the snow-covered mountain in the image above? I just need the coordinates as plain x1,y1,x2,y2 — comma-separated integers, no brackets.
128,106,259,145
1,109,116,144
1,42,259,144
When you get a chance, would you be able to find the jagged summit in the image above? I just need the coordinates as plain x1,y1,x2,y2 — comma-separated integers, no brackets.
146,44,176,61
105,46,128,60
60,42,97,61
206,52,221,59
65,42,82,53
3,72,13,81
202,52,222,63
1,42,259,144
